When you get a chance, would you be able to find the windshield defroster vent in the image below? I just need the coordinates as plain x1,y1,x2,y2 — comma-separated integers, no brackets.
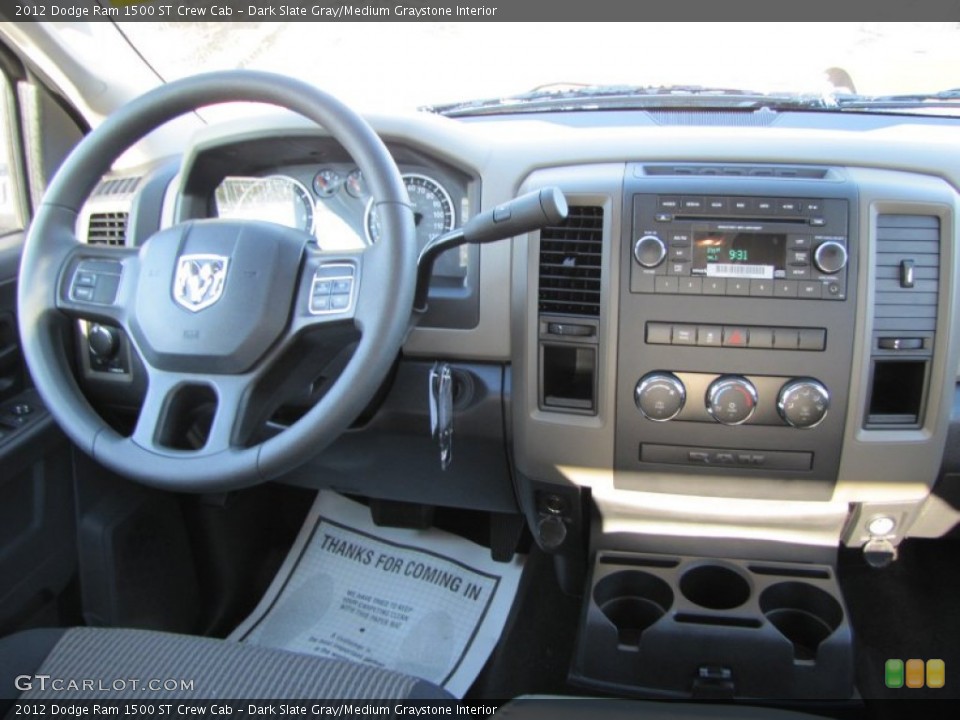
87,212,129,247
538,206,604,317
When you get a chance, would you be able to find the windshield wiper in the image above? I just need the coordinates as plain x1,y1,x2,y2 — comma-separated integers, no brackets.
422,84,830,117
834,88,960,110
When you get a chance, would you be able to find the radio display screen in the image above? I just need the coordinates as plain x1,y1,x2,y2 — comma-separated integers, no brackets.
693,230,785,279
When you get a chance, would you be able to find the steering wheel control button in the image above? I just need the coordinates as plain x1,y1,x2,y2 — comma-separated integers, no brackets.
633,235,667,268
70,260,122,304
635,372,686,422
310,263,355,315
706,376,758,425
778,379,829,428
813,240,848,274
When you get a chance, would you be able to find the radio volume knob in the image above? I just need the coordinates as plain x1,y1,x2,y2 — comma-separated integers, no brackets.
706,376,758,425
813,241,848,274
635,372,686,422
634,235,667,268
778,379,829,428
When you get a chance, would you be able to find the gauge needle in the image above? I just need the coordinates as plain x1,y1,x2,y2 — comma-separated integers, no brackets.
414,212,423,226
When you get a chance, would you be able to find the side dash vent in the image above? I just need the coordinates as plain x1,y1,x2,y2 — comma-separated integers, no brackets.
874,214,940,333
538,206,604,317
86,212,129,247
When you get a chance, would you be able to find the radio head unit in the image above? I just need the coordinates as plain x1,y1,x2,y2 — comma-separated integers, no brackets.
631,195,849,300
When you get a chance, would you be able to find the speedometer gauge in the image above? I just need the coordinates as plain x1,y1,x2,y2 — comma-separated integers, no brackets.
365,174,455,247
226,175,315,234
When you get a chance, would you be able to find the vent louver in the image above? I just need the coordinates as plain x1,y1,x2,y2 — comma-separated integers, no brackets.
538,206,604,317
874,215,940,332
87,212,128,247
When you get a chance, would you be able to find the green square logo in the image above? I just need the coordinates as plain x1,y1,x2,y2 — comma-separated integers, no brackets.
886,659,905,688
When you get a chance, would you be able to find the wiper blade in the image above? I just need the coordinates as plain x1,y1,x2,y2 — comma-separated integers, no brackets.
422,84,829,117
835,88,960,108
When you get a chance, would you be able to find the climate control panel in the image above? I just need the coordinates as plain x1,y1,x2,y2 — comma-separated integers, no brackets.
634,371,829,429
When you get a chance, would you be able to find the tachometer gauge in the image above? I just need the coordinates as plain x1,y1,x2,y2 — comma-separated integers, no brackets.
224,175,315,234
364,173,455,247
312,169,342,198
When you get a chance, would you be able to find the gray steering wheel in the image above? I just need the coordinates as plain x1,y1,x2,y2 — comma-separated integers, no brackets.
18,71,417,492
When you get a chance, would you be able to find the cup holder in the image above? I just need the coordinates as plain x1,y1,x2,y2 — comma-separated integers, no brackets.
679,564,751,610
594,571,673,648
760,582,843,661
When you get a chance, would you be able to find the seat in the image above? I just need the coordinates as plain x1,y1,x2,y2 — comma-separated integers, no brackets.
0,627,451,703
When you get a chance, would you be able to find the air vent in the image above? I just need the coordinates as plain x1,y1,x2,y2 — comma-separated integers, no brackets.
87,212,128,247
643,164,827,179
874,215,940,332
538,206,604,317
94,176,141,197
646,110,779,127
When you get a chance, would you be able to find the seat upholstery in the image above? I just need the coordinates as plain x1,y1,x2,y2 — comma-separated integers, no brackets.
1,627,451,701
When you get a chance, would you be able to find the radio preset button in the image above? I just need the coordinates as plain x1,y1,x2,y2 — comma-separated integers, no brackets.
654,276,679,294
703,278,726,295
634,235,668,268
726,279,750,296
678,277,702,294
774,280,799,297
749,280,774,296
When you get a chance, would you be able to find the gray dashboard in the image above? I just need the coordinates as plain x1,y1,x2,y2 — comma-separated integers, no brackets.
84,107,960,558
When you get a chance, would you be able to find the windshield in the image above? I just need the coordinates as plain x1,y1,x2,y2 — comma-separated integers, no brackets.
117,22,960,116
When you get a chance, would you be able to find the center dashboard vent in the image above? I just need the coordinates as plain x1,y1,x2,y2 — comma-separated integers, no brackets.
538,206,604,317
86,212,128,247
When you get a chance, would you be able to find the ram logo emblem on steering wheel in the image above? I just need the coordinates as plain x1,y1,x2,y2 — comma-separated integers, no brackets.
173,254,230,312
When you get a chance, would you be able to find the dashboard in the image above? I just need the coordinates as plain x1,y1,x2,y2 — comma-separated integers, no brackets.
78,107,960,565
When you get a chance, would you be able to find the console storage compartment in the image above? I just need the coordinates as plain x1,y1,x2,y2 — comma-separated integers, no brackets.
570,552,853,699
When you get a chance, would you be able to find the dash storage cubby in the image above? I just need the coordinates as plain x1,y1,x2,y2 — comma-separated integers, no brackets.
570,552,853,699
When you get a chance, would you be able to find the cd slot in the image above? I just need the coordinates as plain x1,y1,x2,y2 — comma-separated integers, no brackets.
672,214,810,225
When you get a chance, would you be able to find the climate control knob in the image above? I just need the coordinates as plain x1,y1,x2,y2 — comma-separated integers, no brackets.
706,376,758,425
633,235,667,268
635,372,686,422
813,241,848,274
778,379,829,428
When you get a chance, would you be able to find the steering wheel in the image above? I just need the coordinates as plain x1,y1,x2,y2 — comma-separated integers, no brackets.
17,71,417,492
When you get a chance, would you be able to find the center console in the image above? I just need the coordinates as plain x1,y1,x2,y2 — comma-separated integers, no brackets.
615,169,858,501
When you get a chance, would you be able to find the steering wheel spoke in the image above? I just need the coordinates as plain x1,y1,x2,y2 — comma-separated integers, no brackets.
131,366,256,458
55,244,139,327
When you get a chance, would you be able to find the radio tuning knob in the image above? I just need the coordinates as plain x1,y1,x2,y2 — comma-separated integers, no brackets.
635,372,686,422
634,235,667,268
813,241,848,274
778,379,829,428
706,376,758,425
